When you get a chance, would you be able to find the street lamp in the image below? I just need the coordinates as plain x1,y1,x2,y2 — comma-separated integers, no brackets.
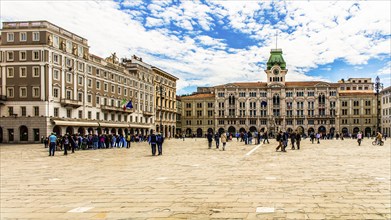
375,76,383,133
159,79,166,137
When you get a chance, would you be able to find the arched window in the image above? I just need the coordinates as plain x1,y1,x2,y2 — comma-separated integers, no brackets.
273,94,280,106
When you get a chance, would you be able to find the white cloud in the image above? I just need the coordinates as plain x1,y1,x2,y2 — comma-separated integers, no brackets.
1,0,389,94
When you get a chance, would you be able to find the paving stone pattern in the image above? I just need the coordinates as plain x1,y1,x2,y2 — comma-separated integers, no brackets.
0,138,390,219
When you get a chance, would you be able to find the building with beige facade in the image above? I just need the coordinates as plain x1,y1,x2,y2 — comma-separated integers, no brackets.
0,21,177,143
181,49,378,138
381,86,391,138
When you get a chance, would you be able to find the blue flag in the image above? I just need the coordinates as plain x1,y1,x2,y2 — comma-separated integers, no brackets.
126,100,133,109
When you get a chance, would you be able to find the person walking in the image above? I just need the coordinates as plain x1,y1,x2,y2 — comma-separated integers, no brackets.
156,133,164,155
48,133,57,156
207,132,213,149
263,130,269,144
221,132,227,151
148,131,157,156
214,132,220,149
290,131,296,150
275,131,285,152
357,131,363,146
63,135,70,155
316,133,321,144
296,132,301,150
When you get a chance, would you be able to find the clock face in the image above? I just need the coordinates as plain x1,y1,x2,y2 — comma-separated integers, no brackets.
273,69,280,75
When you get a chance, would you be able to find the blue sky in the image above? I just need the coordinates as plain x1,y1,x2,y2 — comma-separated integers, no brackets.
2,0,390,94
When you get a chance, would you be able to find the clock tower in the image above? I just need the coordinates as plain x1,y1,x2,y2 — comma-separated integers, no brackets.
265,49,287,86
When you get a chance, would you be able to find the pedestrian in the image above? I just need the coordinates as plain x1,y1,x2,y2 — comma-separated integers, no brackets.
296,132,301,150
63,135,70,155
44,137,48,148
291,131,296,150
357,131,363,146
126,133,131,148
156,133,164,155
214,132,220,149
275,131,285,152
221,132,227,151
148,131,157,156
263,130,269,144
48,133,57,156
316,133,321,144
207,132,213,149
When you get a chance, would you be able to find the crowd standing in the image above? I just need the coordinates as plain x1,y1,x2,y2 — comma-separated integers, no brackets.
44,128,387,157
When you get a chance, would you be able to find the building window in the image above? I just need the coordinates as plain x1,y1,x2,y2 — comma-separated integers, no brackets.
53,69,59,80
63,91,71,101
78,76,83,85
19,67,27,77
19,32,27,41
96,112,100,120
20,51,26,61
96,96,100,105
20,87,27,98
7,33,14,42
7,51,14,61
53,35,59,48
66,73,72,83
34,106,39,116
53,88,59,98
54,108,59,117
78,110,82,119
78,93,83,101
8,107,14,116
88,111,92,119
32,87,39,98
32,51,39,60
197,103,202,108
111,85,115,93
96,81,100,89
66,41,72,53
7,87,14,98
21,106,26,116
87,94,92,103
53,54,59,64
33,32,40,41
87,79,92,88
104,83,108,91
67,109,72,118
33,67,40,77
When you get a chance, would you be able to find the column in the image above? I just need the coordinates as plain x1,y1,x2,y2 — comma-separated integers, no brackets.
40,64,45,101
1,66,6,96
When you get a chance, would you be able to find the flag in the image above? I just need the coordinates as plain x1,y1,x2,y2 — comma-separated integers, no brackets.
121,98,127,106
126,100,133,109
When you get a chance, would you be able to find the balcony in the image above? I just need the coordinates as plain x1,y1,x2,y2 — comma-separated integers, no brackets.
60,98,82,108
0,95,6,105
101,105,134,113
143,111,154,117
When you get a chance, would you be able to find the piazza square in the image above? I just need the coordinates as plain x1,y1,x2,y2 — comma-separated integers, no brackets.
0,138,390,219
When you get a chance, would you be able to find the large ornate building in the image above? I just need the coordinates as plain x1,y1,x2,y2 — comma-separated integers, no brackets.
0,21,177,143
381,86,391,137
181,49,378,137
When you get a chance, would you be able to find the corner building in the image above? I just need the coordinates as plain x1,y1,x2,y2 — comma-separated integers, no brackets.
181,49,377,137
0,21,177,143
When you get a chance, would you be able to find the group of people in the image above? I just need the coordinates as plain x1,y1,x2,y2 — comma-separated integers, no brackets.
147,131,165,156
45,133,151,156
275,131,302,152
206,131,228,151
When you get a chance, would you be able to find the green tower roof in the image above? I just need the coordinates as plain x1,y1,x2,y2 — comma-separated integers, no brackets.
266,49,286,70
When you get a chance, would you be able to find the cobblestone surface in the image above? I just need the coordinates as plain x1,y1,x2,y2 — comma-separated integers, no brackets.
1,138,390,219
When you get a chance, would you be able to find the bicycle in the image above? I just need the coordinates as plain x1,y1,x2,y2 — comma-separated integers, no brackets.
372,140,384,146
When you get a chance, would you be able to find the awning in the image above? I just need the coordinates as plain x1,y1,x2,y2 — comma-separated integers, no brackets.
99,122,152,129
52,120,99,127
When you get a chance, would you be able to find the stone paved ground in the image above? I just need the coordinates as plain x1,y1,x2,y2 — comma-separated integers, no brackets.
0,137,390,220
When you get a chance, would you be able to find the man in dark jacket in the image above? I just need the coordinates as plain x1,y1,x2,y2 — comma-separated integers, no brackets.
207,132,213,149
148,131,157,156
156,133,164,155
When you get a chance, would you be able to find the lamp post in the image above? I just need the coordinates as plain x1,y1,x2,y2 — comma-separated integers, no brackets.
375,76,383,133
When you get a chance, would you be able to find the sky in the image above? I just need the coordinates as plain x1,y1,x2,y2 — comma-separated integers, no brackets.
1,0,390,94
